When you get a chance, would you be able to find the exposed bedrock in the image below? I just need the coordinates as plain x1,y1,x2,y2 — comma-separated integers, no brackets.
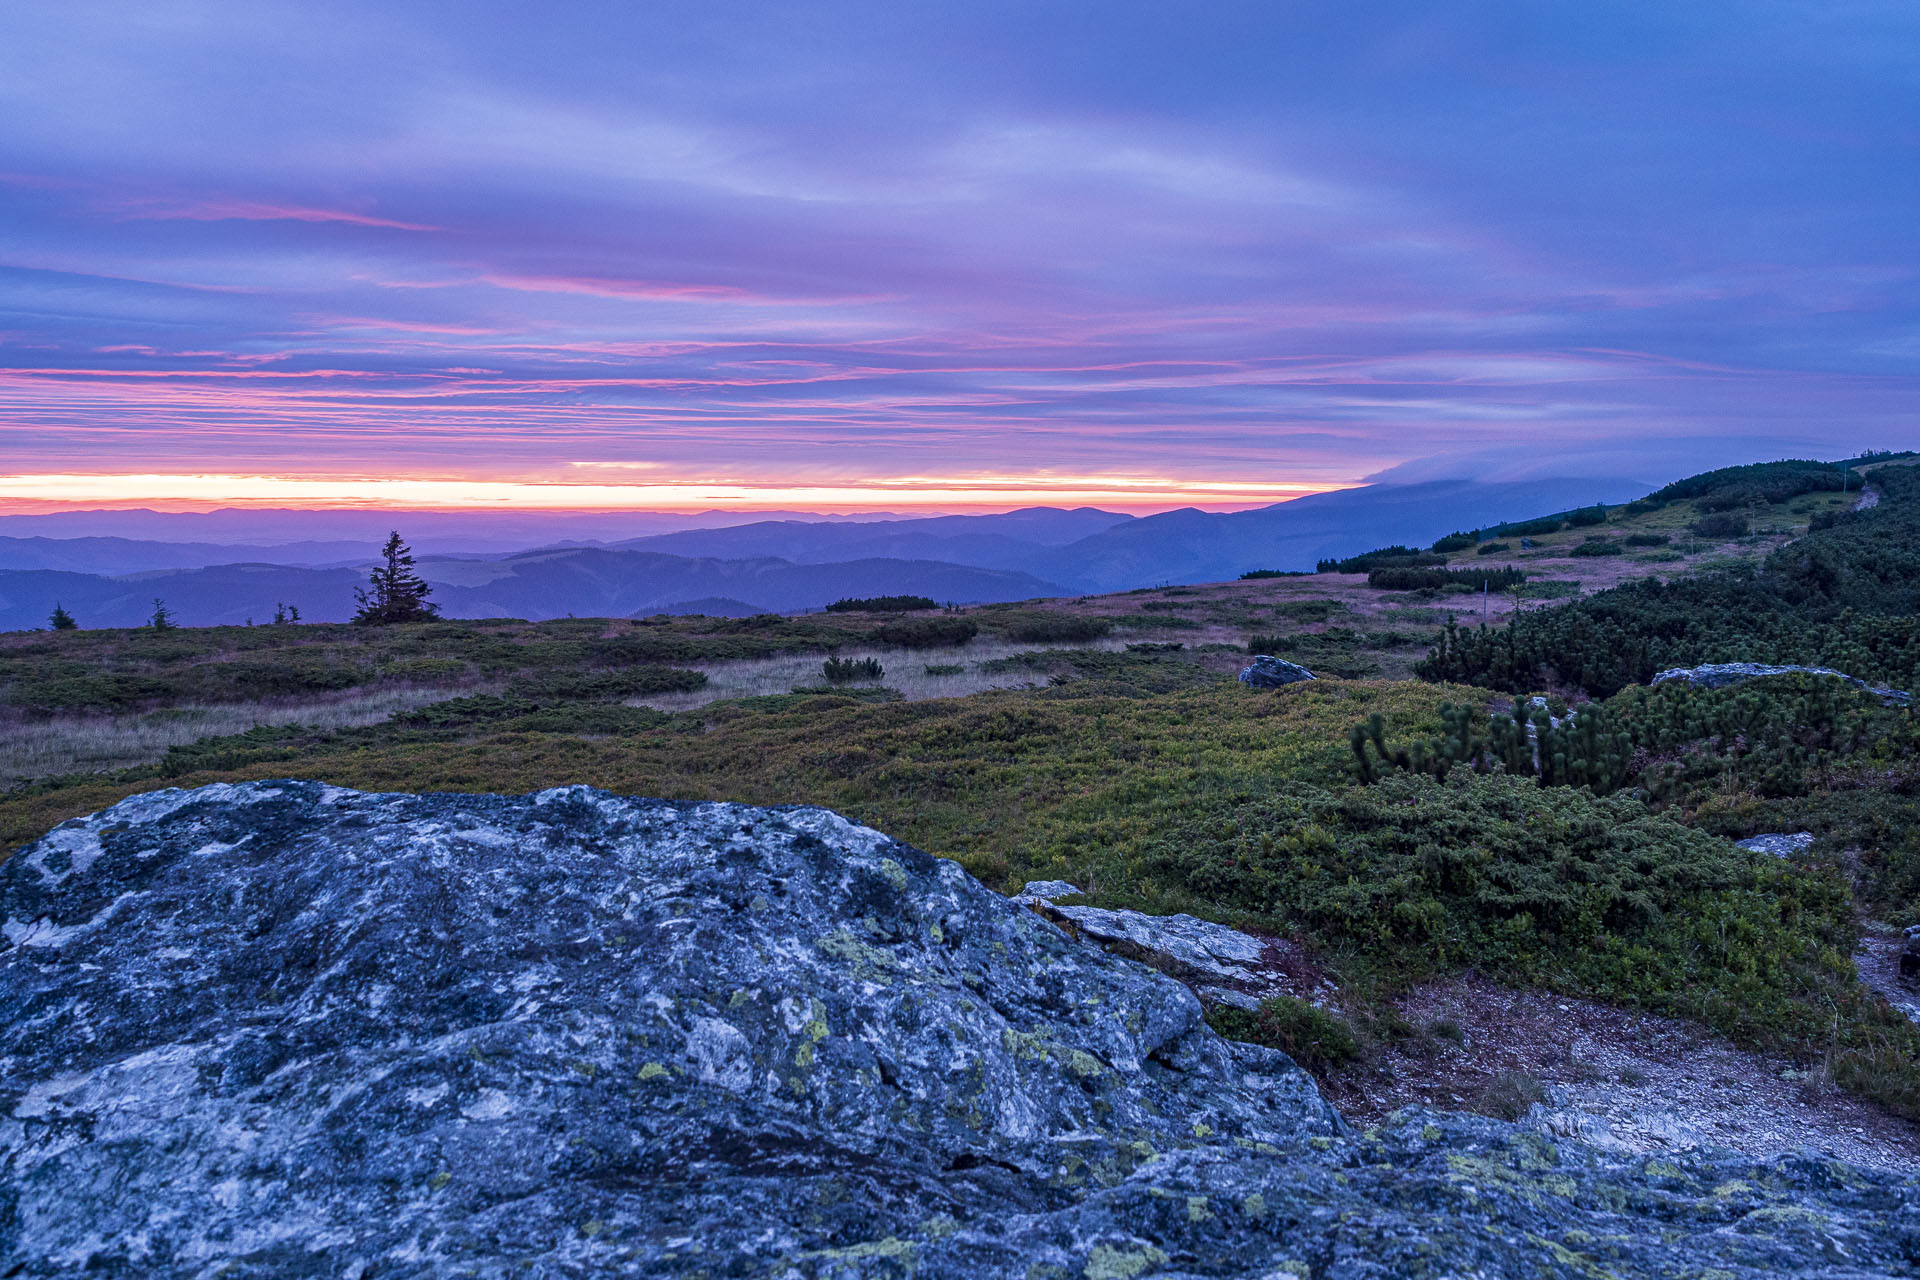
2,782,1917,1277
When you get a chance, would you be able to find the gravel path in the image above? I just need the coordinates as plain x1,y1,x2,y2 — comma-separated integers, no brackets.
1329,975,1920,1174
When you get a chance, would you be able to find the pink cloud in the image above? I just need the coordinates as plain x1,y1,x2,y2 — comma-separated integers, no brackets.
113,198,437,231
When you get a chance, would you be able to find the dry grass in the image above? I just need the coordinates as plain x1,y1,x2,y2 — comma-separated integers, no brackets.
631,637,1132,711
0,685,474,786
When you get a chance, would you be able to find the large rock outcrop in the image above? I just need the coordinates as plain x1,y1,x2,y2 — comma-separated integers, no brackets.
4,782,1918,1277
1651,662,1913,706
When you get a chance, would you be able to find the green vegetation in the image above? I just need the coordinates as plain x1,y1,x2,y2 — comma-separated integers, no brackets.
822,656,884,683
1568,539,1623,557
1488,515,1565,539
871,616,978,648
989,611,1112,643
1237,569,1308,580
47,603,77,632
825,595,939,612
1474,542,1511,556
1317,546,1443,574
1206,997,1358,1077
1430,531,1479,554
1366,566,1525,592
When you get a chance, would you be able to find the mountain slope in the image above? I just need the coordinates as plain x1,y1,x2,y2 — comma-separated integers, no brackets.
608,506,1134,568
1047,478,1653,591
0,550,1063,630
0,535,375,575
427,548,1063,618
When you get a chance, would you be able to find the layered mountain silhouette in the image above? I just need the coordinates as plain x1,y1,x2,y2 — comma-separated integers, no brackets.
0,477,1652,629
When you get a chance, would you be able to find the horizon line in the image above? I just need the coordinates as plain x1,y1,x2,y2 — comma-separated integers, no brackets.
0,472,1359,517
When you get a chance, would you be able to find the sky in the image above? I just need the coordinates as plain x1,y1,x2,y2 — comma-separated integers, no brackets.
1,0,1916,513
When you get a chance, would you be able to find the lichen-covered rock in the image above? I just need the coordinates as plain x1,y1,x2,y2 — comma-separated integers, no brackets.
1652,662,1913,706
1239,655,1315,688
4,782,1919,1278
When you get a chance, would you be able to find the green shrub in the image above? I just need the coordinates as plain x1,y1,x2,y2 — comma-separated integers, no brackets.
825,595,939,613
997,613,1112,643
1565,505,1609,528
1367,566,1525,591
1488,516,1565,538
1431,531,1480,554
1207,997,1358,1077
505,666,708,701
1238,569,1307,579
822,656,884,683
1623,533,1670,547
1475,542,1512,556
1692,511,1750,538
872,616,979,648
1569,539,1624,557
1317,546,1443,574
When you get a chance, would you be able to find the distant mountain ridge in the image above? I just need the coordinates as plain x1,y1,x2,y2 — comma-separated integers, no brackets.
0,477,1656,629
0,550,1064,630
1040,477,1653,592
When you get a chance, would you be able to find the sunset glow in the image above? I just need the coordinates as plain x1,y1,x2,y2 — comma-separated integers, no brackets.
0,472,1348,514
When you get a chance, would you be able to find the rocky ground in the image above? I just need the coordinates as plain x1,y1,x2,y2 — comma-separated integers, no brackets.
7,782,1919,1277
1857,926,1920,1025
1331,975,1920,1176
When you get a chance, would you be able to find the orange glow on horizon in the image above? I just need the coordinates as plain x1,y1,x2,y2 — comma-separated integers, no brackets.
0,471,1354,514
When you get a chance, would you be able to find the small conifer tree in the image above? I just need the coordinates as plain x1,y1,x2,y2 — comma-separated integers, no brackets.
48,602,77,631
148,598,176,631
353,532,439,625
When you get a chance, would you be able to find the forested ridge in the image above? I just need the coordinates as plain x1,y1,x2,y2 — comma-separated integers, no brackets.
1418,460,1920,696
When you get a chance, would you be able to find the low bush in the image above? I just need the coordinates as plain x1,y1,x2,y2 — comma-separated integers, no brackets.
1207,996,1358,1077
505,666,708,701
822,656,884,683
1318,547,1444,574
996,613,1112,643
872,616,978,648
1430,531,1480,554
1565,505,1609,528
1488,516,1565,538
1623,533,1670,547
1238,569,1308,580
1367,566,1526,591
1569,539,1624,557
1475,542,1512,556
1692,511,1750,538
825,595,939,613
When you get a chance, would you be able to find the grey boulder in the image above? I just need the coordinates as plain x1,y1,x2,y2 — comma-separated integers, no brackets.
1238,655,1316,688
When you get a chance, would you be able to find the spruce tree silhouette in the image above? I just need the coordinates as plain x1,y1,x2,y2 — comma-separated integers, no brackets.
353,532,439,625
